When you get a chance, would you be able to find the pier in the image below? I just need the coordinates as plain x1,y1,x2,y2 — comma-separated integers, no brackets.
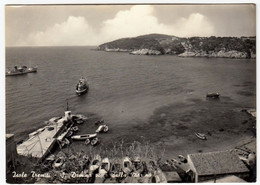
16,111,73,160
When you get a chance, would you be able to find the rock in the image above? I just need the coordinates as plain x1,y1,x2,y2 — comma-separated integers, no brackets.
178,51,196,57
104,48,130,52
130,49,162,55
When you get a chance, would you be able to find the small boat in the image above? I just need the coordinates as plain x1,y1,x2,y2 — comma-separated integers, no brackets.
89,154,102,173
122,156,132,174
53,157,65,169
195,132,207,140
96,125,109,133
66,130,73,137
72,114,88,121
27,67,37,73
110,158,122,177
178,155,187,163
72,114,87,124
59,138,70,147
206,92,220,99
132,156,143,173
85,139,90,145
91,137,99,146
76,77,89,95
71,133,97,140
71,126,79,132
99,158,111,176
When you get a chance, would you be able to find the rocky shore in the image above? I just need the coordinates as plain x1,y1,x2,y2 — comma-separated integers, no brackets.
102,47,255,59
129,49,162,55
178,50,256,59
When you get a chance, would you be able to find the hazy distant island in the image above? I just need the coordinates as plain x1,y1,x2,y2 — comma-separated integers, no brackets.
97,34,256,59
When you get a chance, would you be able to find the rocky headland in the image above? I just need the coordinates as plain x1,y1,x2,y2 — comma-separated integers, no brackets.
97,34,256,59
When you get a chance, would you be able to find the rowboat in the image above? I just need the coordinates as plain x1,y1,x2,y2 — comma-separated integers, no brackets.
195,132,207,140
96,125,109,133
206,92,220,99
122,156,132,174
89,154,102,174
91,137,99,146
99,158,111,175
71,133,97,140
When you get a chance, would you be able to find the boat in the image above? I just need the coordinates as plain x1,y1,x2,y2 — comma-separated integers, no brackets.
71,133,97,140
89,154,102,174
72,114,88,124
110,158,122,177
58,138,70,148
99,158,111,176
132,156,143,173
66,130,73,137
96,125,109,133
71,126,79,132
206,92,220,99
85,139,91,145
122,156,132,175
91,137,99,146
53,157,65,169
27,67,37,73
6,66,37,76
178,155,187,163
76,77,89,95
195,132,207,140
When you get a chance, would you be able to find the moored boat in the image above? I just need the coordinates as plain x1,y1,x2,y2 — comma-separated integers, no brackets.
99,157,111,176
122,156,132,175
89,154,102,173
195,132,207,140
71,133,97,140
91,137,99,146
76,77,89,95
110,158,122,177
206,92,220,99
6,66,37,76
27,67,38,73
96,125,109,133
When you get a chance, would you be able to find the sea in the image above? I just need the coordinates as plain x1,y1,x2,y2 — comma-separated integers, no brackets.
6,46,256,143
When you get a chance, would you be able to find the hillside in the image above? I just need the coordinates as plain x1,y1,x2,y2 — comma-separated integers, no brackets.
97,34,256,59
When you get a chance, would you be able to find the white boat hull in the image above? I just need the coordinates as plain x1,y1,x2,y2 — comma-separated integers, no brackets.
71,133,97,140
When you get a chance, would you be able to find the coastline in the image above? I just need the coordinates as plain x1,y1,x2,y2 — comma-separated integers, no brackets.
98,48,256,59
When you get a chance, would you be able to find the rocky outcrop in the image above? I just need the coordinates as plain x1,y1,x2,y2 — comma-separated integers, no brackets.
130,49,162,55
104,48,130,52
179,50,248,59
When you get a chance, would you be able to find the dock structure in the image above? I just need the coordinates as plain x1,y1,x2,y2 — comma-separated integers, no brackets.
16,111,73,160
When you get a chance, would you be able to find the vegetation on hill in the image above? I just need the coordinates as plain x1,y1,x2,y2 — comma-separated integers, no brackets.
97,34,256,58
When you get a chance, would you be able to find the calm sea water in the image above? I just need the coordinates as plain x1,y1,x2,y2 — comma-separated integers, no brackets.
6,46,256,142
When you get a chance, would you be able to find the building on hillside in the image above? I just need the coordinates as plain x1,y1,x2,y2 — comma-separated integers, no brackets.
187,150,250,182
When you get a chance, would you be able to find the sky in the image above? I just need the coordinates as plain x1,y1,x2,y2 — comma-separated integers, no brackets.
5,4,256,46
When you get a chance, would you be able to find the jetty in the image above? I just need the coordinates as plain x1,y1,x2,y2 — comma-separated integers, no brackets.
16,111,75,161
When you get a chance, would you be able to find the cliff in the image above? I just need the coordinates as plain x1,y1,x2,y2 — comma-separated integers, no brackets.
97,34,256,59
